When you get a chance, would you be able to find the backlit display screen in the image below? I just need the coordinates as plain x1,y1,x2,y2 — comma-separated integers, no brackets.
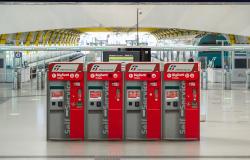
109,56,134,62
127,90,140,100
51,90,64,100
89,90,102,101
102,51,140,62
166,90,179,100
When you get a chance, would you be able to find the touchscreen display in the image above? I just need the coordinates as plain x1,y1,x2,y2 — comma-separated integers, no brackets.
127,90,140,100
51,90,64,100
166,90,179,100
89,90,102,101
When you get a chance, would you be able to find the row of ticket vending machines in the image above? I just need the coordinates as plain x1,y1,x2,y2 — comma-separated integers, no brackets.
47,62,200,141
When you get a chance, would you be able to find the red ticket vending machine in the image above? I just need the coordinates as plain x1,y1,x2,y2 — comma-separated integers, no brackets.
47,62,84,140
86,63,123,140
124,63,161,140
163,62,200,140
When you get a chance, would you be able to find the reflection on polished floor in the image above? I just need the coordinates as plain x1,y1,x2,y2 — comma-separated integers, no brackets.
0,81,250,160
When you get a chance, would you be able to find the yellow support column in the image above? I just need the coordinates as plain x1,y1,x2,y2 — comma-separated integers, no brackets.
59,33,65,46
72,35,77,45
76,36,79,45
15,32,22,46
66,34,73,46
64,34,69,46
43,31,51,45
53,32,60,45
248,37,250,44
72,36,77,45
63,34,69,45
68,35,72,45
0,34,7,44
75,34,80,45
48,31,56,46
70,36,75,46
34,31,43,46
229,34,236,45
66,33,71,45
69,35,74,45
25,32,33,46
68,34,72,45
69,34,74,45
74,34,79,45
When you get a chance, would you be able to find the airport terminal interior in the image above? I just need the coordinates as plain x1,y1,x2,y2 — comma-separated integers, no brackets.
1,2,250,160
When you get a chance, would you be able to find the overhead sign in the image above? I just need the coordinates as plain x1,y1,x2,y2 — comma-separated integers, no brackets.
15,52,22,58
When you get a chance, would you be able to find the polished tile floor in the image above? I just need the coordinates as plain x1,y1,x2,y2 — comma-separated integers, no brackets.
0,80,250,160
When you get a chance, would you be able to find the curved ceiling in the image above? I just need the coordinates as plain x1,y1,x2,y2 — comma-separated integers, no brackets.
0,4,250,36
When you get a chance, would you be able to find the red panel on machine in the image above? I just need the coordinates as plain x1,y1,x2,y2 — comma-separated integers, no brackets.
70,109,84,139
147,109,161,139
108,110,123,139
69,81,84,139
108,80,123,139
